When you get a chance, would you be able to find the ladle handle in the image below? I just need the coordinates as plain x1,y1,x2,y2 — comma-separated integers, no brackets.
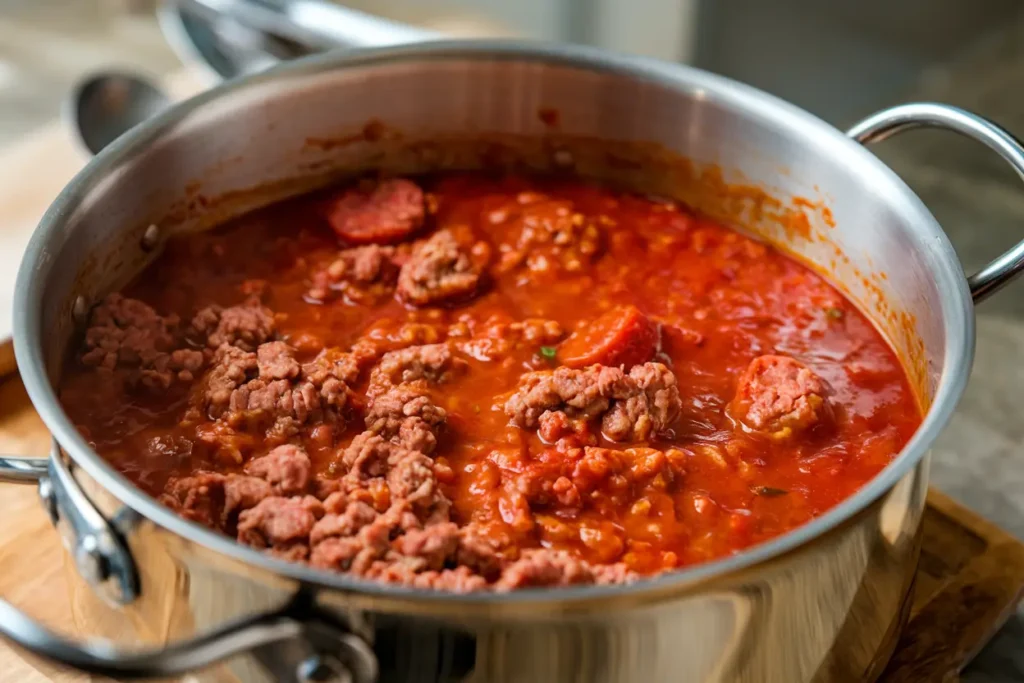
847,102,1024,303
180,0,437,50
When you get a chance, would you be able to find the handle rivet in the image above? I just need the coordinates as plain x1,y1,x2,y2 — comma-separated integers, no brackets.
552,149,574,167
297,654,352,683
37,478,58,524
140,224,160,251
75,535,110,586
72,296,89,326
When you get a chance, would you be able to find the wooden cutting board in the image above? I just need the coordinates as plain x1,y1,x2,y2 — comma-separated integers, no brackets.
0,374,1020,682
0,68,210,379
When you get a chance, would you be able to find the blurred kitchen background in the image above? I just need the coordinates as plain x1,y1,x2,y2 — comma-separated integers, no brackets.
2,1,1024,681
7,0,1024,321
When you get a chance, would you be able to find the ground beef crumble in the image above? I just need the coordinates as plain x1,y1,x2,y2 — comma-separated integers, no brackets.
80,294,204,390
504,362,682,442
190,297,275,352
397,229,488,306
306,244,403,303
732,354,832,438
185,342,359,464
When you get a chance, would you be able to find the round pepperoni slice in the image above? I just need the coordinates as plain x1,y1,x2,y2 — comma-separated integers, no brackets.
324,178,425,245
559,305,660,369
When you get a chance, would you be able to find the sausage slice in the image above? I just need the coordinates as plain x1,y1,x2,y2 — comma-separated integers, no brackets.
559,306,660,369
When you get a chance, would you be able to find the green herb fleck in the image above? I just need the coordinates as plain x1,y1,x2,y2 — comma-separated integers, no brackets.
473,404,481,414
754,486,788,497
540,346,558,359
825,307,844,320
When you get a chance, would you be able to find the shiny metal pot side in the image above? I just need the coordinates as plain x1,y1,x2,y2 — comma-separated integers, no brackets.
6,42,1024,683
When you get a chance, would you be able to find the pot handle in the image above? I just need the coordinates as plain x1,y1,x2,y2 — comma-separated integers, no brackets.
0,596,375,682
0,453,377,682
847,102,1024,303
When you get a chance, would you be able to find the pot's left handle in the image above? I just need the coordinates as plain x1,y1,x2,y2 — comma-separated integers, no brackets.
847,102,1024,303
0,452,377,682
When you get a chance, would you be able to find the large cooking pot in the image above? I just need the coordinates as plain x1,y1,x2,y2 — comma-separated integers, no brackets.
4,39,1024,683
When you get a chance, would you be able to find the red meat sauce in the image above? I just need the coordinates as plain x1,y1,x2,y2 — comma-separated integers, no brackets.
59,173,922,591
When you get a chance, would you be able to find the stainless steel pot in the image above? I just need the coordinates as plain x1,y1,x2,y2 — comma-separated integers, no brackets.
4,41,1024,683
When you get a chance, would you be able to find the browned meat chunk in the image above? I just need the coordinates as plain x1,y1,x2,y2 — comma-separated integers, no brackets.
307,244,401,303
309,500,420,573
504,362,681,443
337,432,401,479
159,472,225,527
536,409,587,443
332,428,450,524
196,342,356,431
368,344,460,394
309,537,366,572
387,449,449,520
365,386,446,454
302,348,361,410
394,416,439,455
199,345,259,418
504,364,628,428
495,549,634,590
324,178,425,245
601,362,681,441
310,501,379,545
392,522,460,571
397,230,485,306
410,567,488,592
456,525,504,579
80,294,203,390
257,341,300,379
229,378,320,428
360,344,460,452
733,355,831,437
237,495,324,548
245,444,311,495
191,298,275,352
160,471,272,528
222,476,273,522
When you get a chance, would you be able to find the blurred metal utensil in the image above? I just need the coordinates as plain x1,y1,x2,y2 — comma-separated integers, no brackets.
179,0,437,50
70,2,307,158
159,0,307,81
69,71,171,156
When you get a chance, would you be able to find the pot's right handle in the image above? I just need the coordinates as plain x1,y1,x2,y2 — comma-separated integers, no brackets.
847,102,1024,303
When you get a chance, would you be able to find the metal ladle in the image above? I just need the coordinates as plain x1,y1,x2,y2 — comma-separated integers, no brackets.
70,8,289,156
69,71,171,156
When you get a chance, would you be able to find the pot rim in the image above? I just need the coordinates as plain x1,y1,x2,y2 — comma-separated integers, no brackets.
13,39,974,605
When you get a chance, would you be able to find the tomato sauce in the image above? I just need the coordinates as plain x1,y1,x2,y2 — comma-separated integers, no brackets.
58,173,922,588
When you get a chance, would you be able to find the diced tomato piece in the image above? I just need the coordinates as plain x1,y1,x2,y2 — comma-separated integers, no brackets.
559,305,659,368
324,178,425,245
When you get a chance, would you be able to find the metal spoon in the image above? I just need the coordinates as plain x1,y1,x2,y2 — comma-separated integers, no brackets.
159,1,298,82
69,15,286,157
69,71,171,156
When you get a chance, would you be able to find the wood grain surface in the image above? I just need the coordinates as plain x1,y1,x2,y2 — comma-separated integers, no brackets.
0,372,1019,682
